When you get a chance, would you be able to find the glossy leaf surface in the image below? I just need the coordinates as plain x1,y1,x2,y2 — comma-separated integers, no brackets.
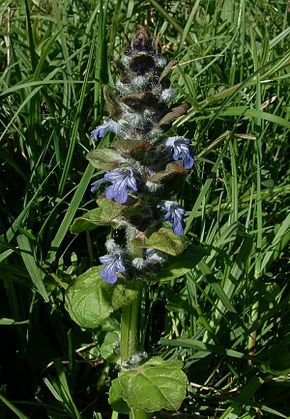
65,267,139,328
109,357,187,412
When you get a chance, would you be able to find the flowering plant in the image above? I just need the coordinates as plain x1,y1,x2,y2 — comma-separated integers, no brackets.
66,26,195,417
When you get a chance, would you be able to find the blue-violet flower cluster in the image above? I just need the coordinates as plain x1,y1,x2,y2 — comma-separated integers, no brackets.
88,26,194,284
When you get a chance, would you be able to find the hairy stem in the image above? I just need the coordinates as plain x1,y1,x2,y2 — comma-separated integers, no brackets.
120,293,140,361
120,283,149,419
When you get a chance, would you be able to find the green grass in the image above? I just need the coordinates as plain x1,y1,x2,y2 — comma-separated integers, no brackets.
1,0,290,417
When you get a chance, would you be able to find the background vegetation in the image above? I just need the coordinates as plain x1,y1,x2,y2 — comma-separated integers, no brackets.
0,0,290,417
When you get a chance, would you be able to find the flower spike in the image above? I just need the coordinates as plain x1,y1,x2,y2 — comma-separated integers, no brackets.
87,26,194,282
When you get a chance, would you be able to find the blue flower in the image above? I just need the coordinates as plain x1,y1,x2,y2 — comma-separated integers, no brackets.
91,118,118,140
90,168,138,203
90,178,105,193
161,201,185,236
104,168,138,204
165,136,194,169
99,253,126,284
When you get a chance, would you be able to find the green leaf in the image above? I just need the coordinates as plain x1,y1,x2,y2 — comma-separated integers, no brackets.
100,331,120,361
258,337,290,376
87,148,124,170
260,212,290,273
135,227,186,256
70,208,104,233
17,234,49,302
0,318,29,326
65,267,139,328
0,393,29,419
260,405,288,418
48,163,95,262
158,245,207,281
70,199,127,233
109,378,130,414
0,248,14,263
159,338,248,359
97,198,128,225
109,357,187,413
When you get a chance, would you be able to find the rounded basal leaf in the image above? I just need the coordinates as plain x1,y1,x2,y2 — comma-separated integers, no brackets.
109,357,187,413
65,267,139,328
137,227,186,256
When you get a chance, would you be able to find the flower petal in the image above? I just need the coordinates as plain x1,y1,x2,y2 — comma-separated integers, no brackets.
165,137,194,169
99,253,126,284
161,201,185,236
103,168,138,204
91,118,118,140
91,178,105,193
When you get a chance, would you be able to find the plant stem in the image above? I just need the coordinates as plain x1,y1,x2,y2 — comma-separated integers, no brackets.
130,409,150,419
120,283,149,419
120,284,141,361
